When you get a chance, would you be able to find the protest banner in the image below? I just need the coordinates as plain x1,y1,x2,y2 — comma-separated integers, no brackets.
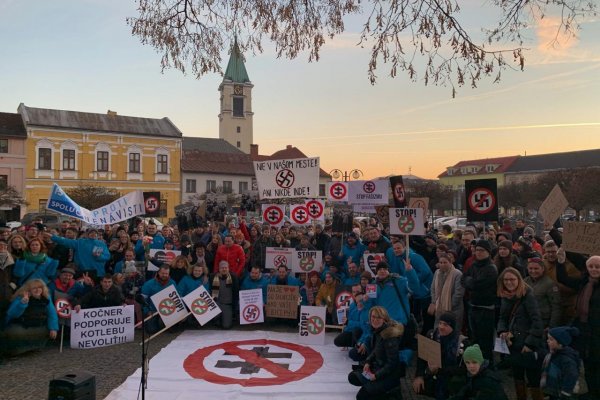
389,176,407,207
46,183,145,225
348,180,389,205
465,179,499,222
70,305,135,349
253,157,320,199
389,208,425,236
148,249,181,272
417,334,442,367
266,285,299,319
563,221,600,255
182,286,221,326
539,184,569,229
151,285,188,328
143,191,161,217
265,247,294,270
334,285,353,324
408,197,429,219
299,306,327,345
327,181,349,202
262,204,286,227
363,253,385,277
375,205,390,227
290,204,311,225
304,198,325,221
239,289,265,325
291,250,323,274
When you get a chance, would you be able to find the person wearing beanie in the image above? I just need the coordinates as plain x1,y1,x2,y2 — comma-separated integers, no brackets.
493,239,524,275
448,344,508,400
461,239,498,364
541,326,583,400
413,311,464,400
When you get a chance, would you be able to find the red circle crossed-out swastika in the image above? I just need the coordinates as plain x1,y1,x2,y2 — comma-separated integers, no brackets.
145,196,159,213
242,304,260,323
191,298,209,315
183,339,323,386
329,183,346,200
275,169,295,188
468,188,496,214
363,181,376,193
55,298,72,319
159,298,177,316
274,255,288,268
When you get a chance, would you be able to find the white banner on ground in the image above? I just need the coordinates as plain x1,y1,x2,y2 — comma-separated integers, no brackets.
262,204,286,227
299,306,327,345
239,289,265,325
150,285,188,328
70,305,135,349
389,207,425,236
347,180,389,205
182,286,221,326
291,250,323,274
106,330,356,400
327,182,349,202
148,249,181,272
265,247,294,270
254,157,320,199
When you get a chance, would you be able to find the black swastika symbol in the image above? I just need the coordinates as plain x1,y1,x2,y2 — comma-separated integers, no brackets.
215,347,292,374
275,169,295,188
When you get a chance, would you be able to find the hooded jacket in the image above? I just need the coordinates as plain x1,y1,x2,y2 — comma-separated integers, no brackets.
365,322,404,380
449,360,508,400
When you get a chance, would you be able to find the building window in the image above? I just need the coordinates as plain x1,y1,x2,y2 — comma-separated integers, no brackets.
223,181,233,194
186,179,197,193
0,175,7,189
157,154,168,174
62,149,75,170
39,199,47,211
97,151,109,172
319,184,326,197
129,153,141,173
0,139,7,153
159,199,167,217
239,181,248,194
206,180,216,193
39,148,52,170
236,126,241,133
233,97,244,117
237,141,241,148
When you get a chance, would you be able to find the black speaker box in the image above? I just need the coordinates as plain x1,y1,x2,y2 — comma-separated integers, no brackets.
48,371,96,400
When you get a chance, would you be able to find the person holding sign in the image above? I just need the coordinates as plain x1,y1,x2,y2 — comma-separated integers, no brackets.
300,270,322,306
315,272,339,324
334,284,373,362
211,261,240,330
347,306,403,400
3,279,58,356
141,265,176,334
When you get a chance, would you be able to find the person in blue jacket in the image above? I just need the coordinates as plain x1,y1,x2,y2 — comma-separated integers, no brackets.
141,265,176,333
3,279,58,356
334,283,374,362
241,266,269,304
373,260,426,325
270,265,302,287
13,237,59,286
134,221,165,262
339,232,366,272
386,239,434,332
48,228,110,280
177,264,211,297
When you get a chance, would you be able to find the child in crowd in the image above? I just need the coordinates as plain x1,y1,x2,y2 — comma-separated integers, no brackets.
449,344,508,400
541,326,584,400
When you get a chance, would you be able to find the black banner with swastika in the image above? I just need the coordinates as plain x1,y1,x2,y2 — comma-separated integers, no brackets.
465,179,498,222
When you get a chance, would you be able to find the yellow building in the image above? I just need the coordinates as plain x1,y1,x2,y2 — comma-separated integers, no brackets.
19,104,182,220
438,155,519,189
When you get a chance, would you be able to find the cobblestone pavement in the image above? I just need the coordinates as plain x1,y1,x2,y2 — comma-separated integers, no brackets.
0,324,516,400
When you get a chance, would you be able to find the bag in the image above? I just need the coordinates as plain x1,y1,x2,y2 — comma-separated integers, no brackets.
573,359,588,395
391,279,418,348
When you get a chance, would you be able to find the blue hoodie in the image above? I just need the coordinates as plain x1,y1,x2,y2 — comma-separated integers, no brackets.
51,235,110,277
385,247,432,299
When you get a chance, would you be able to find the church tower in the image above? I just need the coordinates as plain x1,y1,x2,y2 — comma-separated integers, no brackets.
218,38,254,153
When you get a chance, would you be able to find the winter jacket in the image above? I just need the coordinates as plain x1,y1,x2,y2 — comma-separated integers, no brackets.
541,346,581,397
449,361,508,400
134,234,166,261
13,255,59,286
240,275,269,304
250,237,271,271
141,277,177,313
51,235,110,277
339,241,366,270
80,285,124,309
493,254,523,276
177,274,210,297
497,287,544,351
365,322,404,380
213,244,246,277
315,280,338,313
461,257,498,307
386,247,433,299
524,274,561,328
375,270,422,325
270,274,302,287
5,295,59,331
344,300,373,346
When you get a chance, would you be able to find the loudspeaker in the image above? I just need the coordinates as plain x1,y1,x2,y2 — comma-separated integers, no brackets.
48,371,96,400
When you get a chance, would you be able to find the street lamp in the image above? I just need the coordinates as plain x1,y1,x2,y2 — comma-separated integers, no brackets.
329,168,364,182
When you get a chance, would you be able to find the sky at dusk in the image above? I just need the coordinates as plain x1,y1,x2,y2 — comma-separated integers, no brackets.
1,0,599,179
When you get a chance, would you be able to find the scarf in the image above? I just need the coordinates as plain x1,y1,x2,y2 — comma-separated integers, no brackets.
212,273,232,299
23,251,47,264
433,266,461,317
577,277,598,323
0,252,15,270
54,277,75,293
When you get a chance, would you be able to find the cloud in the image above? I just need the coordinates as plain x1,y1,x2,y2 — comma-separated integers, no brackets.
536,16,578,55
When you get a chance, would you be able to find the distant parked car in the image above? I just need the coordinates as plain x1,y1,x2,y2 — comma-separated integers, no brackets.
20,212,71,230
443,217,467,230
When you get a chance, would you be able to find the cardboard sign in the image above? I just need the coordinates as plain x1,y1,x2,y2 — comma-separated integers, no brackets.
266,285,300,319
375,205,390,227
291,250,323,274
539,184,569,229
389,208,425,236
265,247,294,270
348,180,389,205
262,204,286,227
389,176,407,207
239,289,265,325
563,221,600,255
299,306,327,345
70,305,135,349
150,285,189,328
417,334,442,367
327,181,349,202
465,179,499,222
182,286,221,326
253,157,320,199
148,249,181,272
363,253,385,277
408,197,429,219
143,191,161,217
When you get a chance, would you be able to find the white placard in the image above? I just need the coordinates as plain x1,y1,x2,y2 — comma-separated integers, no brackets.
265,247,294,270
239,289,265,325
389,207,425,236
362,253,385,277
254,157,320,199
183,285,222,326
327,181,349,202
494,337,511,354
262,204,286,227
304,199,325,221
70,305,135,349
347,180,389,205
148,249,181,272
291,250,323,274
289,204,311,226
150,285,189,328
299,305,327,345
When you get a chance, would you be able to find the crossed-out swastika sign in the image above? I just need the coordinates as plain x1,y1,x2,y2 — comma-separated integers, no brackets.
468,188,495,214
274,255,288,268
242,304,260,323
465,179,499,222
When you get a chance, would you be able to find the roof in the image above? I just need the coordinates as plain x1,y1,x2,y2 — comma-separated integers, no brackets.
253,145,331,178
182,137,246,154
17,104,182,138
438,155,519,178
505,148,600,173
182,150,255,176
223,38,250,84
0,112,26,138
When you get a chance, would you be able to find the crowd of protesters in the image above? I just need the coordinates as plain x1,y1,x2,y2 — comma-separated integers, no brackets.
0,212,598,400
